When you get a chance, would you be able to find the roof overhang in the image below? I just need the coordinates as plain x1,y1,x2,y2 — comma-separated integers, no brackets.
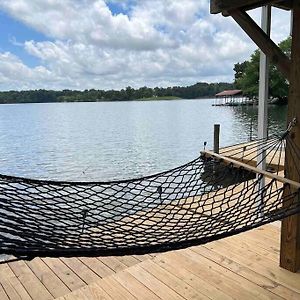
211,0,292,15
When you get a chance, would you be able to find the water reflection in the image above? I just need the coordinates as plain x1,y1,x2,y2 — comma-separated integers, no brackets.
230,105,287,139
0,100,287,181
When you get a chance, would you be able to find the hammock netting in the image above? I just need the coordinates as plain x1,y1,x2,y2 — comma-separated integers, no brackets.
1,130,300,259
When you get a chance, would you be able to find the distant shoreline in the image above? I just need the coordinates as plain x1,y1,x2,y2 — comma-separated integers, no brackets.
0,96,216,105
0,82,234,104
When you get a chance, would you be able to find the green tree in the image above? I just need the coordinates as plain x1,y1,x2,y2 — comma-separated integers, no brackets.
235,37,291,100
233,61,249,83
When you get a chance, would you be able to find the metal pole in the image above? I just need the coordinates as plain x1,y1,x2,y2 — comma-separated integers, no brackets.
257,5,271,217
214,124,220,154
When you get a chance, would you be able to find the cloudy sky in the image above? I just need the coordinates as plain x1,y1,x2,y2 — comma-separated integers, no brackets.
0,0,291,91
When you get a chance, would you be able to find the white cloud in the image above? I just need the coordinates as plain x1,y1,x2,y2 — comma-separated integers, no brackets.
0,0,291,90
0,52,61,90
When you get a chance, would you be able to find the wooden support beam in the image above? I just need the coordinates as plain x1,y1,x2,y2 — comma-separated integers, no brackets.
273,0,293,10
211,0,292,14
211,0,263,13
280,3,300,273
229,9,291,80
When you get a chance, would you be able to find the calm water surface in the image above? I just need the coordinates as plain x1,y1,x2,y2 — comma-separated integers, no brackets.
0,99,287,181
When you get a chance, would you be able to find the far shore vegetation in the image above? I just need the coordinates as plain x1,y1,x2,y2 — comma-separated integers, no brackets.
136,96,181,101
0,82,233,104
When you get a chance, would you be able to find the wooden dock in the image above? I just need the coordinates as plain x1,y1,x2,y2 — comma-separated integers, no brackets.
0,223,299,299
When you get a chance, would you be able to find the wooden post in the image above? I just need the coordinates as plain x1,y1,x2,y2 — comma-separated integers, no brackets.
280,3,300,273
214,124,220,154
230,9,291,80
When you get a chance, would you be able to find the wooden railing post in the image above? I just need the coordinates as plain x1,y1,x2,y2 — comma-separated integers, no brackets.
214,124,220,154
280,3,300,273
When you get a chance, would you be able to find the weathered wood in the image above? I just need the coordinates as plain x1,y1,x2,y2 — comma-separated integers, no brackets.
26,257,70,298
202,150,300,189
210,0,292,14
60,257,100,285
42,258,86,292
8,260,53,300
280,3,300,273
213,124,220,154
230,9,291,80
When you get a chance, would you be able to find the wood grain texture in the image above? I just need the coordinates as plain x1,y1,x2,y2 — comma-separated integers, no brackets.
280,3,300,273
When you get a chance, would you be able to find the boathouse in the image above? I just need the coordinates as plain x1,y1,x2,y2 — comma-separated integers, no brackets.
214,89,251,106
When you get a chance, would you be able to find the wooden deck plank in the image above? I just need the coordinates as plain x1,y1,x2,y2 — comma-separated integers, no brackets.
139,259,210,300
60,258,100,285
98,257,128,273
226,232,280,262
78,258,115,278
0,263,32,300
42,258,86,292
152,254,233,300
96,277,136,300
127,264,184,300
204,238,300,293
163,250,269,299
0,283,9,300
257,224,282,237
133,254,153,261
226,226,279,250
114,255,141,267
8,261,53,300
0,280,23,300
236,227,281,249
183,248,282,300
114,271,160,300
63,284,112,300
194,245,300,300
26,258,70,298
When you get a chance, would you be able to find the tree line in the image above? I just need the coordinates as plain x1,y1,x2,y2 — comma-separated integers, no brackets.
0,82,234,104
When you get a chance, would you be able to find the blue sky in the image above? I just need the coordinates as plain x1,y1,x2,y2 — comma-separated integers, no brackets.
0,11,48,68
0,0,290,91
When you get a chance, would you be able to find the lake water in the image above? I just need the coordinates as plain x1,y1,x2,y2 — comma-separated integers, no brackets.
0,99,287,181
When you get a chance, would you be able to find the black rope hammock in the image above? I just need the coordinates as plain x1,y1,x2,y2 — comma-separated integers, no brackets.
1,126,300,261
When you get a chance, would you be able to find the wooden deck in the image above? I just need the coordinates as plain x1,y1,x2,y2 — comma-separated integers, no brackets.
0,253,152,300
219,140,285,172
0,224,299,299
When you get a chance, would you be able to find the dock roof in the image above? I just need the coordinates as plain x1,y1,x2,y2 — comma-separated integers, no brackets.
215,89,242,97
